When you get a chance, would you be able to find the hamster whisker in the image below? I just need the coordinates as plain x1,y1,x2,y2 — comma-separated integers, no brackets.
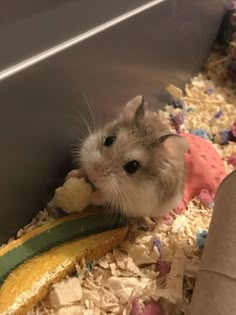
81,116,92,136
78,130,90,140
105,206,119,226
77,110,93,136
104,178,120,224
96,133,103,152
112,178,126,216
82,93,97,133
71,141,83,153
73,106,93,137
121,188,133,213
77,146,91,164
114,178,133,213
103,201,111,213
70,104,90,138
71,149,80,161
110,182,118,212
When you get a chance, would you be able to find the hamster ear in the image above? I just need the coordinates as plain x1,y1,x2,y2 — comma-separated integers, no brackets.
122,95,146,118
161,134,189,155
134,97,146,124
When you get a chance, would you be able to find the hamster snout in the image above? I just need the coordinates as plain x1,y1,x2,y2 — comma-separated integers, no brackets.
84,174,96,190
73,96,188,218
84,166,100,185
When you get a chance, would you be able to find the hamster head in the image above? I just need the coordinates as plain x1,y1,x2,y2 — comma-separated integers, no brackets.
79,96,189,217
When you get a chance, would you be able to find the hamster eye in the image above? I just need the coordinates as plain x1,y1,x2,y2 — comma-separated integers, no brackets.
104,135,116,146
123,160,140,174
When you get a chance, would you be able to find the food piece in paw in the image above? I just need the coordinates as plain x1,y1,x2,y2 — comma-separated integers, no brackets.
53,177,92,213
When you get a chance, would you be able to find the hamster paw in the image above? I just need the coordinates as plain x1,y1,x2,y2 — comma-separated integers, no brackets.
198,189,214,207
66,169,83,181
173,199,188,214
136,217,156,231
162,213,174,225
91,190,106,206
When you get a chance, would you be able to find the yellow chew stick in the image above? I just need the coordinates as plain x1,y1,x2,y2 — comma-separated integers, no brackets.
0,226,128,315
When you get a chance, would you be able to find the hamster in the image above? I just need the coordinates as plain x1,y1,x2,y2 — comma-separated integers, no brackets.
68,96,189,217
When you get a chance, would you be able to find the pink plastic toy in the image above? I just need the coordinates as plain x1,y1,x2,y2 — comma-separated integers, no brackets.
174,132,226,214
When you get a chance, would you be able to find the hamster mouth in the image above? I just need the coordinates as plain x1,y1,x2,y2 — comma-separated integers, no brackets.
84,175,96,191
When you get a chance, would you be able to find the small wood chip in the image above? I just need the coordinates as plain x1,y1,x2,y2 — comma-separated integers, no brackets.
49,277,82,308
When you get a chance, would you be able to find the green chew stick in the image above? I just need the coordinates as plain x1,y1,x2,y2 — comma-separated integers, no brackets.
0,210,127,285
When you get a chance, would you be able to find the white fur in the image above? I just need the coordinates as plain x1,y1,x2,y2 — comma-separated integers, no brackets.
124,185,182,217
80,133,101,171
103,176,182,217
